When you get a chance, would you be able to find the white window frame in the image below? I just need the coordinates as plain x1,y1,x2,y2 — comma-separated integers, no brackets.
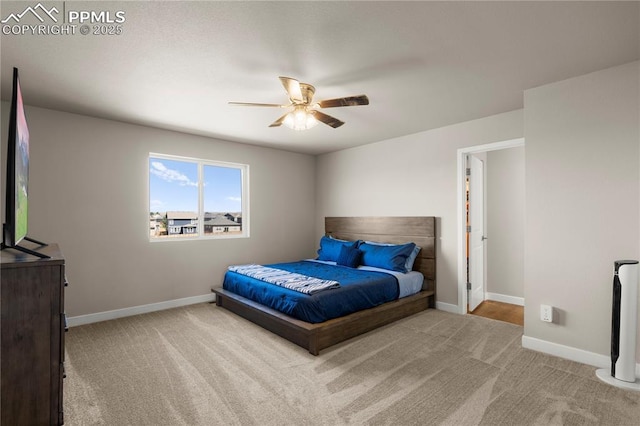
149,153,250,242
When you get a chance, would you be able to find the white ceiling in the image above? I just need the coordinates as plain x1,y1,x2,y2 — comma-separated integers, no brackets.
1,1,638,155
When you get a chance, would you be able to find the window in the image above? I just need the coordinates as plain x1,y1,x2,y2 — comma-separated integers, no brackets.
149,153,249,240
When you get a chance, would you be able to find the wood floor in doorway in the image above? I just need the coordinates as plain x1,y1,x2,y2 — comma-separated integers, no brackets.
470,300,524,326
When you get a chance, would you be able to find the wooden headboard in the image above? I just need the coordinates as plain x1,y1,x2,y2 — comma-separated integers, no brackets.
324,216,436,298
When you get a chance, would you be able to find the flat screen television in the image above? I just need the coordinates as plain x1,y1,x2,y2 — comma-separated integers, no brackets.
2,67,49,258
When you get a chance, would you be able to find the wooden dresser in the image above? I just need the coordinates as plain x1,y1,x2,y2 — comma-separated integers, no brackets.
1,244,67,425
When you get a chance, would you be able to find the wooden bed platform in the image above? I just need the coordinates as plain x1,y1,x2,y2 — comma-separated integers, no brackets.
212,216,436,355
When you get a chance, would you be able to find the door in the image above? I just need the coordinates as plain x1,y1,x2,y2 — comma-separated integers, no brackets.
468,155,485,312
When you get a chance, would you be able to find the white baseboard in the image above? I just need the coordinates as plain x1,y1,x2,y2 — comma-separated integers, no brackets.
436,301,460,314
485,292,524,306
67,293,215,327
437,294,524,315
522,335,640,377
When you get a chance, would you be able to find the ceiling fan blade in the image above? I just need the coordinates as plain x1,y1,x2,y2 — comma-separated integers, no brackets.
228,102,287,107
317,95,369,108
268,112,289,128
279,76,304,103
311,110,344,128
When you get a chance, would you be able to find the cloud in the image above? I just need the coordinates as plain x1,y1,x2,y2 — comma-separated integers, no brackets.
150,161,197,187
226,196,241,202
150,199,164,209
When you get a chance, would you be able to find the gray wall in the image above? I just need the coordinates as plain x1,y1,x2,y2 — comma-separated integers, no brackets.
0,105,317,317
316,110,524,307
486,146,525,299
524,61,639,359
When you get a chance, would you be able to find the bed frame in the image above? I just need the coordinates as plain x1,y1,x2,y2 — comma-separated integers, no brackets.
212,216,436,355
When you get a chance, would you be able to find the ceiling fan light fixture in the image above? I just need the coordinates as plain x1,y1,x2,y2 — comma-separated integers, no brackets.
283,107,318,131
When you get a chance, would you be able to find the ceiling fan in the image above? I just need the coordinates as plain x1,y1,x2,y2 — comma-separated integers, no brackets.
229,76,369,130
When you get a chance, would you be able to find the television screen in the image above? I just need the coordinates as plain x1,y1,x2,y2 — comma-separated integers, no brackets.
2,68,48,258
13,71,29,244
4,67,29,247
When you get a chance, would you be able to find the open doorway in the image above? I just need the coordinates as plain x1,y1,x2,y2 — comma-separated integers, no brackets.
457,138,525,324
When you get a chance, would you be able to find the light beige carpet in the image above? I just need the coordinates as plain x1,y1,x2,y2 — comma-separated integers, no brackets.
64,303,640,425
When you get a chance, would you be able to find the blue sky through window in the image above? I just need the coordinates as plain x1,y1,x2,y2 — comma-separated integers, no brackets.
204,165,242,212
149,157,242,213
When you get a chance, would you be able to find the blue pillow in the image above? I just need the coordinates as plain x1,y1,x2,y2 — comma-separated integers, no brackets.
359,242,417,273
317,236,357,262
364,240,421,271
337,245,362,268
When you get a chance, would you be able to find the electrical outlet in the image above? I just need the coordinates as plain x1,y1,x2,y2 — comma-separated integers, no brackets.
540,305,554,323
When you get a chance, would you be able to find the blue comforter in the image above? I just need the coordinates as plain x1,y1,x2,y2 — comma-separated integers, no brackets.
222,260,399,323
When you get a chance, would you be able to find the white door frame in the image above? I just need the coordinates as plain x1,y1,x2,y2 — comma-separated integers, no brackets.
456,138,524,314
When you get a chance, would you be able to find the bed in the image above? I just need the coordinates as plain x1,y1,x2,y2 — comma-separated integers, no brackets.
212,216,436,355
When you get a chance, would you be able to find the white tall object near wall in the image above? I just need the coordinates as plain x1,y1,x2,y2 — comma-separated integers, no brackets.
614,261,639,381
596,260,640,391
